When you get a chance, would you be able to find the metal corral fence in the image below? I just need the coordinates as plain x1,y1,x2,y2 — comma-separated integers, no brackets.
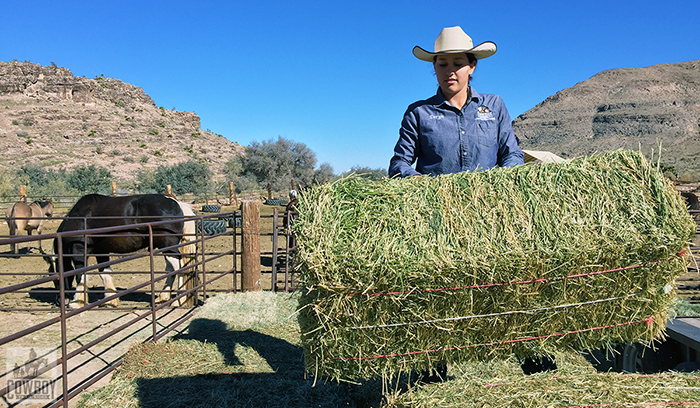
0,200,295,407
679,208,700,302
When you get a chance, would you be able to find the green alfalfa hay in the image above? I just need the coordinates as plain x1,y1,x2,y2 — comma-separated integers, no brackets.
293,150,697,381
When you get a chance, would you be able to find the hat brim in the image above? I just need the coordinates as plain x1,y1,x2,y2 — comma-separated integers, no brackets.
413,41,497,62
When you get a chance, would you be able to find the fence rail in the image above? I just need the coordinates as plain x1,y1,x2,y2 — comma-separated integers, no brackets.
0,201,294,407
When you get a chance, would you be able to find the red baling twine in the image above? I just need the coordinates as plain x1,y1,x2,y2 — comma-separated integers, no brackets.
556,402,700,407
346,250,688,298
339,250,689,362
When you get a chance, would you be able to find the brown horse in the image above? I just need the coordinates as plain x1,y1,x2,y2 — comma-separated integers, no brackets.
5,200,54,254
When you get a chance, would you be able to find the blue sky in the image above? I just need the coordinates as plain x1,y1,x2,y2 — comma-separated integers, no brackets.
2,0,699,174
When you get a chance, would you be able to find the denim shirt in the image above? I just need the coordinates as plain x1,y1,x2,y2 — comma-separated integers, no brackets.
389,87,524,177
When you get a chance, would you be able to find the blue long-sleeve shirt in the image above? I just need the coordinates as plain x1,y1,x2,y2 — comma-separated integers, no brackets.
389,87,524,177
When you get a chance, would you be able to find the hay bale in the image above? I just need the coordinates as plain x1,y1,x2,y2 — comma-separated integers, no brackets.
293,150,696,380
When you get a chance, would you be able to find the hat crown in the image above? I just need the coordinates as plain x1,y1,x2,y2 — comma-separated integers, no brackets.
434,26,473,53
412,26,497,62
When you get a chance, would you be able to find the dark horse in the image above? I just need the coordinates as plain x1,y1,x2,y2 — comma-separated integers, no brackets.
49,194,184,309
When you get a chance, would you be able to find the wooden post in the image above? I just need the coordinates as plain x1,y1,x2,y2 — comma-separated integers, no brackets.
229,182,234,206
240,200,261,291
166,185,172,196
112,182,117,196
19,185,27,203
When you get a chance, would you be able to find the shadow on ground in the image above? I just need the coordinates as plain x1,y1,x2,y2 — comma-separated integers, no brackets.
28,286,154,307
130,318,391,408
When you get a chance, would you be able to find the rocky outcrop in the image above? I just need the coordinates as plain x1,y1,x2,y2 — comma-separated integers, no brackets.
513,60,700,179
0,61,240,182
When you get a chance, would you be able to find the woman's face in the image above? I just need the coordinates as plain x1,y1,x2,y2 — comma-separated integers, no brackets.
433,53,476,99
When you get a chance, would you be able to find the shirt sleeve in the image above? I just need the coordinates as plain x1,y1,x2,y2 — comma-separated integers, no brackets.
389,108,422,177
495,97,525,168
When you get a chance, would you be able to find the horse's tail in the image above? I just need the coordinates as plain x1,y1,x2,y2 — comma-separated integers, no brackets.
180,218,197,272
6,204,18,234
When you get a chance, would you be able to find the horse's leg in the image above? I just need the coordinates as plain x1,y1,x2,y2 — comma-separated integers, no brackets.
70,273,88,309
96,256,119,308
36,223,44,254
26,230,33,253
50,253,75,307
69,244,89,309
8,221,17,255
158,255,181,305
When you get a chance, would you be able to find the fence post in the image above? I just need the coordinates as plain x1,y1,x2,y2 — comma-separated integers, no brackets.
166,185,172,196
19,185,26,203
229,182,234,206
240,200,261,291
112,182,117,196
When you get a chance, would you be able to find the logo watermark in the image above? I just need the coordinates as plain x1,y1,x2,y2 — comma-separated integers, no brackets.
6,347,57,402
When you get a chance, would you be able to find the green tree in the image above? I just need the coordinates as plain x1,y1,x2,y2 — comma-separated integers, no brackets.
67,165,112,194
223,156,260,194
313,163,336,185
239,136,330,192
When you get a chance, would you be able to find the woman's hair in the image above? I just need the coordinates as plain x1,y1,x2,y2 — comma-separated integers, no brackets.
433,52,477,81
432,52,477,63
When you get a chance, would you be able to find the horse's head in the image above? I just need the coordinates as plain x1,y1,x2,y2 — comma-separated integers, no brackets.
34,200,54,218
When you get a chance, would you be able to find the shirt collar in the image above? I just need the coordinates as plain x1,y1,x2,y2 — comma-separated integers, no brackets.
434,86,482,109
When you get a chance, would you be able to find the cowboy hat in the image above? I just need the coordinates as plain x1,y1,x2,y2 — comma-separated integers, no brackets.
413,26,497,62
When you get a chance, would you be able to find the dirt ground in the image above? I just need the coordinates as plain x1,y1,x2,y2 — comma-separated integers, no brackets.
0,203,290,407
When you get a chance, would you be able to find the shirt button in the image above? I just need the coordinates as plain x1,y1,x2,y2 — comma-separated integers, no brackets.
462,152,467,156
461,131,465,134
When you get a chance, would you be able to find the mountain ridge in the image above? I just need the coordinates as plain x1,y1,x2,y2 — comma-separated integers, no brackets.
513,59,700,179
0,61,241,184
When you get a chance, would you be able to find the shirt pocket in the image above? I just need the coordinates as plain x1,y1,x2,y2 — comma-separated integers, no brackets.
476,119,498,147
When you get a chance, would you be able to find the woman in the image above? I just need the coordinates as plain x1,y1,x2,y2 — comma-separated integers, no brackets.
390,27,552,382
389,26,524,177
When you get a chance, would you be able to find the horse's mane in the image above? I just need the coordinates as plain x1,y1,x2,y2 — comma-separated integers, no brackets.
33,199,53,208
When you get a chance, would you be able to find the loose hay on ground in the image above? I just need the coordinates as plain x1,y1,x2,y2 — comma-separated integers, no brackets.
386,354,700,408
293,150,697,380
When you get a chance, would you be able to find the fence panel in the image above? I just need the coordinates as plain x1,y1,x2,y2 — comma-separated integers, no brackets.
0,210,253,407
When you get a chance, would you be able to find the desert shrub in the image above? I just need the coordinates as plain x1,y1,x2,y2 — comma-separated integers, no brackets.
66,165,112,194
14,164,75,199
0,167,17,199
137,160,211,197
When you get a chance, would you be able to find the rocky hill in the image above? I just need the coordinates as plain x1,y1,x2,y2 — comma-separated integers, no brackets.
0,61,242,184
513,59,700,180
